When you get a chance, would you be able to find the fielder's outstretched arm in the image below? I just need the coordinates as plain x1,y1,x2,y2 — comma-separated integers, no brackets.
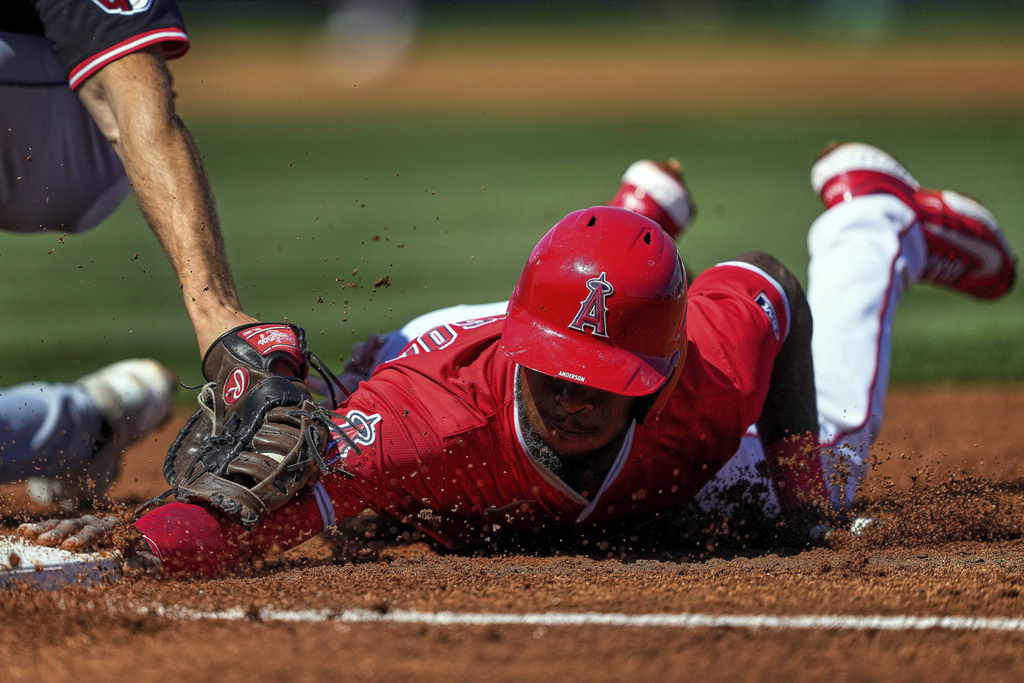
76,45,257,356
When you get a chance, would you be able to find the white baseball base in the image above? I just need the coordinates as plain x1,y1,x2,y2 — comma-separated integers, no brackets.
0,534,123,590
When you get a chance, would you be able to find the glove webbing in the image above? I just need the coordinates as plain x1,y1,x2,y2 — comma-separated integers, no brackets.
140,389,361,518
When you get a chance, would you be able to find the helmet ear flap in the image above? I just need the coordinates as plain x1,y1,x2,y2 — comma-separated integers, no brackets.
633,336,687,424
635,268,688,424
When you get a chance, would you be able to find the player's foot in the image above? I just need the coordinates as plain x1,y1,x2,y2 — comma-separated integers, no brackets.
913,189,1016,298
27,359,177,510
811,142,1016,299
607,158,695,238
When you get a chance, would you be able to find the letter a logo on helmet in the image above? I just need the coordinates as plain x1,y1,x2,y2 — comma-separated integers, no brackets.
502,207,688,409
569,272,614,338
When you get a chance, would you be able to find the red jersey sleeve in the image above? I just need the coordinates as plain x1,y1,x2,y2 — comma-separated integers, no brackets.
683,262,790,428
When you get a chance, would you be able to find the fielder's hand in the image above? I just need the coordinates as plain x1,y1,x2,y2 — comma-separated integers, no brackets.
18,514,118,552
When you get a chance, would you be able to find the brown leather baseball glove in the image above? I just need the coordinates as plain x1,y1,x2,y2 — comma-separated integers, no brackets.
152,323,353,526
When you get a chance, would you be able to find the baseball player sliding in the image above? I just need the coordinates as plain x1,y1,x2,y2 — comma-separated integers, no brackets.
22,143,1017,576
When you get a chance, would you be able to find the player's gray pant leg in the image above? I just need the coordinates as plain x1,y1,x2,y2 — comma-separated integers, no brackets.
0,383,105,482
0,32,129,234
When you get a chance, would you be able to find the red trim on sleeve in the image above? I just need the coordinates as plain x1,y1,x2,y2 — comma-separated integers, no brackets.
68,28,189,89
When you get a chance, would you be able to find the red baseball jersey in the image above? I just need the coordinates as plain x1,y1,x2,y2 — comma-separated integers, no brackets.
318,262,789,547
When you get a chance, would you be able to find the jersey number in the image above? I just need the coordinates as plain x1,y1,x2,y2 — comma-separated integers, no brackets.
396,316,503,359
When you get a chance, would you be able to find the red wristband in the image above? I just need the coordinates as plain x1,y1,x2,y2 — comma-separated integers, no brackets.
135,496,325,576
134,502,234,576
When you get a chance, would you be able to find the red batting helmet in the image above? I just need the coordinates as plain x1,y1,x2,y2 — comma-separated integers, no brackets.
502,206,687,400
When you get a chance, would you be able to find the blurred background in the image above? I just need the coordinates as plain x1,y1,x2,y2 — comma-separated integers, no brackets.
2,0,1022,389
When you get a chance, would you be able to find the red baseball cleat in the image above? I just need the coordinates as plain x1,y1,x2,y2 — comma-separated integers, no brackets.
914,189,1016,298
607,158,695,239
811,142,1016,299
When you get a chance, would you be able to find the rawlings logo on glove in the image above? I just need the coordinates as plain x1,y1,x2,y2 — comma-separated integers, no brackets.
224,368,249,405
146,323,355,526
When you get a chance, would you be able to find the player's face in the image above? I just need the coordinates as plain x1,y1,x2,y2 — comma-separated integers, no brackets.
519,367,636,460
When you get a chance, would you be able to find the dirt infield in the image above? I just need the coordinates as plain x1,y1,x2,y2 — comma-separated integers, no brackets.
169,35,1024,116
3,384,1024,681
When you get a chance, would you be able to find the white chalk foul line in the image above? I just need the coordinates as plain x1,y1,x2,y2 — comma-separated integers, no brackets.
139,606,1024,632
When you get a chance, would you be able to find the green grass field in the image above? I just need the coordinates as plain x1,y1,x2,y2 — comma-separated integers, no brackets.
2,110,1021,389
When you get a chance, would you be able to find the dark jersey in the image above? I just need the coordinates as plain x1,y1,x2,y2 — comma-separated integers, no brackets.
1,0,188,88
